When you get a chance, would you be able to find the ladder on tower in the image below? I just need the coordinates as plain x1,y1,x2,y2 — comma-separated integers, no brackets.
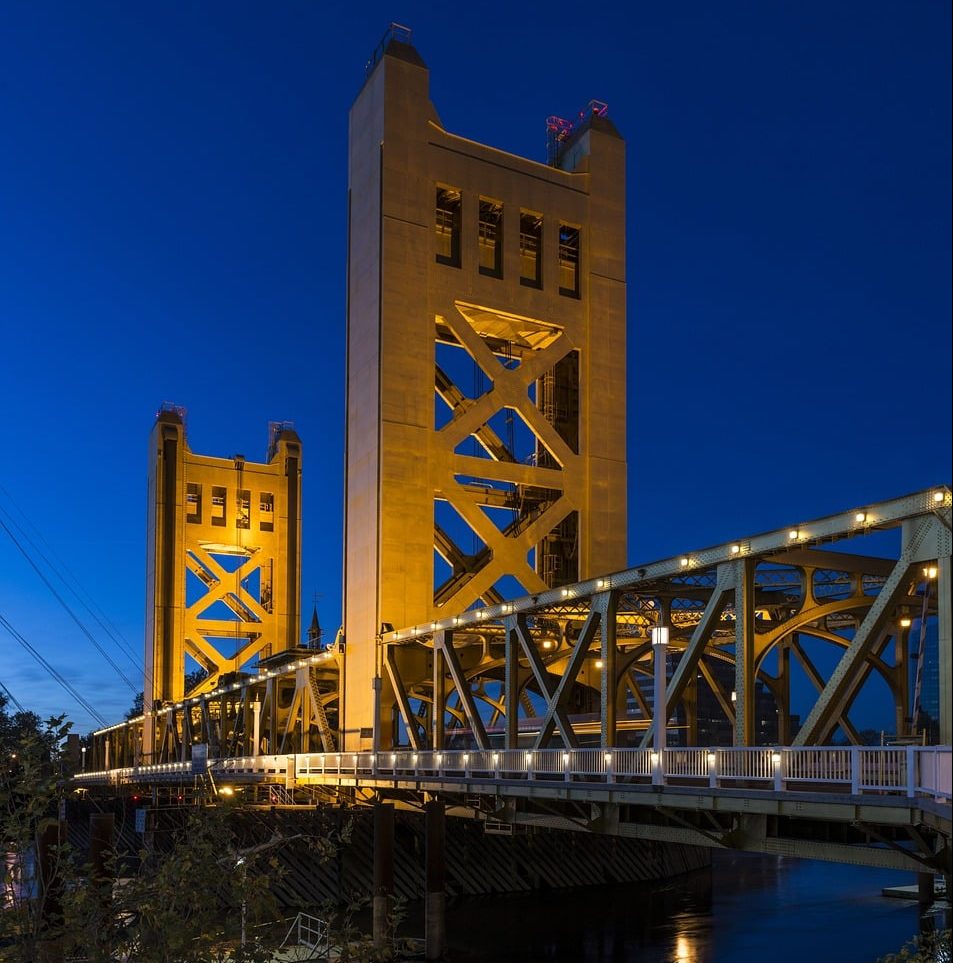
308,674,336,752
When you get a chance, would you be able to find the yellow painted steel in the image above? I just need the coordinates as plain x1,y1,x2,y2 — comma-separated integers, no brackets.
143,408,301,758
343,37,628,749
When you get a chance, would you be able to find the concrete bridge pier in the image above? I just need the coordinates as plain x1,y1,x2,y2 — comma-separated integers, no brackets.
372,802,394,950
36,819,67,963
425,799,446,961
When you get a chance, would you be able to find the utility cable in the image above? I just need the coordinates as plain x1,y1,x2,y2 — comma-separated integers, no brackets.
0,677,26,714
0,515,139,693
0,611,107,727
0,489,144,676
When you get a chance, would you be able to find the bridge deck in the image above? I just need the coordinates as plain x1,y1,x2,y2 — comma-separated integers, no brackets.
77,745,951,873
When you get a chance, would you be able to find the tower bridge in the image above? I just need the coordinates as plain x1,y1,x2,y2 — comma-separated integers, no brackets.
73,25,951,953
82,484,953,879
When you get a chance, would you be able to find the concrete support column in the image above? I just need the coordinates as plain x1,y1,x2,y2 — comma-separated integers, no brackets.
89,811,115,946
373,802,395,950
35,820,66,963
90,812,115,882
733,559,756,746
425,799,446,961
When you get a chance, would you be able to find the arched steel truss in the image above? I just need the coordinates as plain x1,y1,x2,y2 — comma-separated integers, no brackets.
89,488,950,769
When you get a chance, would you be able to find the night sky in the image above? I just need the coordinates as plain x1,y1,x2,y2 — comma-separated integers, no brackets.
1,2,949,733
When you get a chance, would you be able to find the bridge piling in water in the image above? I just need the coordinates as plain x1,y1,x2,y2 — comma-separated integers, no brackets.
425,799,446,961
373,801,395,950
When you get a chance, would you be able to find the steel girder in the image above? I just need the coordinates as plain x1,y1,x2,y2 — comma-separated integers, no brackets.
90,488,951,764
381,488,951,750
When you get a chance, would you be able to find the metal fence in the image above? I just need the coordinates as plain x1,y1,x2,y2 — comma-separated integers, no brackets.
78,745,952,802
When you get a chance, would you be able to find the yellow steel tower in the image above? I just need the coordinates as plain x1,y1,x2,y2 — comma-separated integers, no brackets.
144,407,302,757
343,30,627,749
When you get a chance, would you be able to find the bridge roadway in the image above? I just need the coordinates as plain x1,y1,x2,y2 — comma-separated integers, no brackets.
77,745,952,875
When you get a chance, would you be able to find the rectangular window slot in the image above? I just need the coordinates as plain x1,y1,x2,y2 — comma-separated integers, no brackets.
211,486,227,527
236,489,251,529
261,559,273,613
186,483,202,524
259,492,274,532
519,211,542,288
435,186,461,266
478,197,503,278
558,223,580,298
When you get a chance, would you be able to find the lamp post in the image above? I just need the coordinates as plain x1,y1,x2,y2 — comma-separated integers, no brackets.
81,746,87,771
652,626,669,785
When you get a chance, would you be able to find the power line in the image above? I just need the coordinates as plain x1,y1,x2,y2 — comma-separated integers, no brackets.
0,489,144,676
0,677,26,714
0,611,107,727
0,514,139,693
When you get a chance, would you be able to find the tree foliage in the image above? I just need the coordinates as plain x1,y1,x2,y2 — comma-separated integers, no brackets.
2,694,398,961
0,694,73,962
878,929,951,962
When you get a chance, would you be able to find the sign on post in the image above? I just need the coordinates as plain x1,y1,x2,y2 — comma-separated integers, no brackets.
191,743,208,775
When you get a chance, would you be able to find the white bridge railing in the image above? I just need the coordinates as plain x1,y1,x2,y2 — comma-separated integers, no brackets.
78,746,952,802
294,745,952,801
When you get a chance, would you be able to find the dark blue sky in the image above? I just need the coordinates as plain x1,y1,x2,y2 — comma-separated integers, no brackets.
1,1,949,731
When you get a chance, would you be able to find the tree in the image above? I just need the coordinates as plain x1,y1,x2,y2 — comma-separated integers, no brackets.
0,694,73,962
878,929,952,962
64,803,284,963
2,694,393,962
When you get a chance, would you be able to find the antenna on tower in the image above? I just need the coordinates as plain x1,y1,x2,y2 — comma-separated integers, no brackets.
546,100,609,166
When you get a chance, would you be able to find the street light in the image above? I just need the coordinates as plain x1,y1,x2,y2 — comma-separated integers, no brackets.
652,627,669,784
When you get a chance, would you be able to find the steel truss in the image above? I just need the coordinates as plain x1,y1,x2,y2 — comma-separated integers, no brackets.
89,487,950,769
383,487,952,751
91,649,341,770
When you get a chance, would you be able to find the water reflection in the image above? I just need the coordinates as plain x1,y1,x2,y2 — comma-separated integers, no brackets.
673,915,706,962
441,851,919,962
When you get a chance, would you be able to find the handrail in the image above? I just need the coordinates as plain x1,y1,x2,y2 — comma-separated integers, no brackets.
75,745,952,803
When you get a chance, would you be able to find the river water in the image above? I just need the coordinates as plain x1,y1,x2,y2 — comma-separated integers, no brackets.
439,852,925,962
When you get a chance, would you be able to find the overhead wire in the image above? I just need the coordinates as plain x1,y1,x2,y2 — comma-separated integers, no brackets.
0,487,145,678
0,514,139,694
0,611,107,727
0,677,26,714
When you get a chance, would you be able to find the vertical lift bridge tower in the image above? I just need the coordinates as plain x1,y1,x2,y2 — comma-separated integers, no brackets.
143,408,302,758
344,29,628,750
